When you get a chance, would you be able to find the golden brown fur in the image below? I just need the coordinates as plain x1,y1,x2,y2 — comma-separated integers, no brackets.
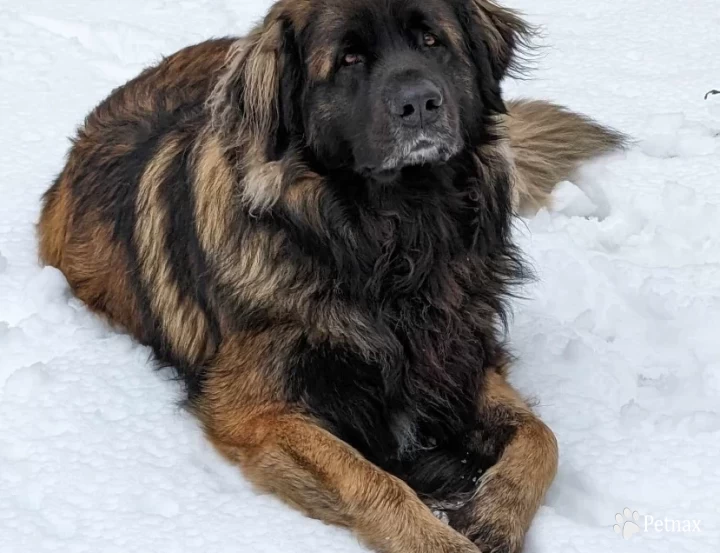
447,371,559,551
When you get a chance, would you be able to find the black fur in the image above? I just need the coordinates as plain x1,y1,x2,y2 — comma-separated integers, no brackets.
278,150,525,505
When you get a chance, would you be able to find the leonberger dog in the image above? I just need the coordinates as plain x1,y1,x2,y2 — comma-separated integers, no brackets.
37,0,625,551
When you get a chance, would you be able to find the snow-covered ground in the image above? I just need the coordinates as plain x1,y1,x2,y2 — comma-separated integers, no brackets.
1,0,719,551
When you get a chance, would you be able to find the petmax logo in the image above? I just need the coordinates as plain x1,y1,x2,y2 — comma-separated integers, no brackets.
613,508,702,540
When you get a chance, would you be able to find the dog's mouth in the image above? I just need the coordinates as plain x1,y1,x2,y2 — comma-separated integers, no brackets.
360,136,460,181
399,140,446,165
385,138,454,169
354,127,464,184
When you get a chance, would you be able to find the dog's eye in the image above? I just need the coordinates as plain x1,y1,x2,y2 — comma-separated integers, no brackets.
422,32,439,47
342,52,366,66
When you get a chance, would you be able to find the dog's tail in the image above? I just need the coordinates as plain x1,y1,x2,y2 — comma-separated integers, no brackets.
504,99,627,214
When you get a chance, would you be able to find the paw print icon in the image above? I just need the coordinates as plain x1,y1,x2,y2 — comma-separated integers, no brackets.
614,508,642,540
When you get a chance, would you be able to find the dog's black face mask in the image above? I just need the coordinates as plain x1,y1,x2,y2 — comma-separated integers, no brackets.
285,0,511,183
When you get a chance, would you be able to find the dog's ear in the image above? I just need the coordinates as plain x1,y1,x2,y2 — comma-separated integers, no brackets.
456,0,532,115
209,3,304,162
208,2,307,211
467,0,532,82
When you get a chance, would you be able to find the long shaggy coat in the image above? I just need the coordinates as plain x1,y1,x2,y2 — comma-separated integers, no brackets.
37,1,625,552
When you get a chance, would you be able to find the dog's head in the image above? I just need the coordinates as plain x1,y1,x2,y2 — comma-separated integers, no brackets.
212,0,530,190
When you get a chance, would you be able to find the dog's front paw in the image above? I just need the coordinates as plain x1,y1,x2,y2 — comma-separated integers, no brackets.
471,528,522,553
433,530,481,553
448,503,526,553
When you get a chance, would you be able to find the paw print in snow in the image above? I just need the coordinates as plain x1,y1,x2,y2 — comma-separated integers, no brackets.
614,508,641,540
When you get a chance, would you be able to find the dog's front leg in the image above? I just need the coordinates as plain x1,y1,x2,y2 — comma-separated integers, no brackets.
194,337,479,553
448,370,559,553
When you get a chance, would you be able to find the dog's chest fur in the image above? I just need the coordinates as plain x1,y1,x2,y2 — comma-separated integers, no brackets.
284,161,512,472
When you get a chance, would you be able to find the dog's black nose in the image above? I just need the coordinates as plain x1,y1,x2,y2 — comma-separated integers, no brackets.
388,79,444,127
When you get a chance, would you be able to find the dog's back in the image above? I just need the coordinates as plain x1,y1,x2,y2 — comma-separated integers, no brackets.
37,39,235,369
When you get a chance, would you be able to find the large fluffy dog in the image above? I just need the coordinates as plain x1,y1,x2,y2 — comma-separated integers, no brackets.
37,1,624,551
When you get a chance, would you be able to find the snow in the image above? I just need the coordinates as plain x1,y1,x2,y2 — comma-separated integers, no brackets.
1,0,718,551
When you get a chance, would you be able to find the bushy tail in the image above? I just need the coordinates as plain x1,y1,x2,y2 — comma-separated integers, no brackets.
503,99,628,214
